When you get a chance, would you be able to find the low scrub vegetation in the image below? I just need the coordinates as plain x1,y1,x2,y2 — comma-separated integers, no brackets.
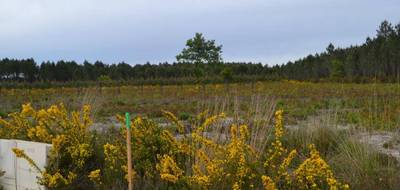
0,104,354,189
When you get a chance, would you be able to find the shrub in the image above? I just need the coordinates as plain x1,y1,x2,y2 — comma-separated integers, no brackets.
0,104,348,189
178,112,191,120
0,103,98,189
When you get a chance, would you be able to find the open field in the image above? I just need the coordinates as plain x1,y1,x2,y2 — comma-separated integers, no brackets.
1,1,399,189
1,81,400,189
2,81,400,129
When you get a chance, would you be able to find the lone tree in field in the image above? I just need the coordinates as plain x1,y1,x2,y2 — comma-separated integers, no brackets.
176,33,223,64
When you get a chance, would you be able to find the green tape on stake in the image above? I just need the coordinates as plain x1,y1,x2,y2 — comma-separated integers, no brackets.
125,112,131,129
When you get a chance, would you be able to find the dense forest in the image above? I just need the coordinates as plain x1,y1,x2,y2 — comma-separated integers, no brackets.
0,20,399,86
276,20,400,82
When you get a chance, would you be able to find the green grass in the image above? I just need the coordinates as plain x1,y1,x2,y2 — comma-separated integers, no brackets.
1,81,400,130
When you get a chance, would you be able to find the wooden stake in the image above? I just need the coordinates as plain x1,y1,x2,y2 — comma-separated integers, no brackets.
126,112,133,190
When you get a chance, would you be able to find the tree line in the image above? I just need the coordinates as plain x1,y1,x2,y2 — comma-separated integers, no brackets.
0,59,267,82
0,20,399,85
274,20,400,82
0,32,267,84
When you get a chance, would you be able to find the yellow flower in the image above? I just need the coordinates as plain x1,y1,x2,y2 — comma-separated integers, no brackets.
160,173,179,183
82,105,92,126
21,103,35,116
197,150,210,163
239,125,249,141
156,155,183,183
88,169,102,184
51,135,66,154
264,110,287,170
89,170,101,178
162,110,185,133
3,103,96,188
12,148,42,173
262,175,276,190
232,182,240,190
274,110,284,139
67,143,92,168
12,148,24,157
197,113,225,133
67,172,77,183
42,171,69,188
294,144,349,189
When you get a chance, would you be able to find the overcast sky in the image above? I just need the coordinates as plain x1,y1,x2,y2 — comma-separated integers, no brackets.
0,0,399,65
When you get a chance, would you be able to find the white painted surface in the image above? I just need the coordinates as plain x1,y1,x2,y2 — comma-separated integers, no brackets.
0,139,51,190
0,139,17,190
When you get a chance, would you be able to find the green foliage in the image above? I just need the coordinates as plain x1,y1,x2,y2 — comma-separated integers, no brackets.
178,112,191,120
277,20,400,82
194,67,205,78
344,111,361,124
97,75,111,82
221,67,233,82
0,20,400,84
104,116,180,188
284,121,400,190
330,59,345,79
331,140,400,190
176,33,223,64
0,111,7,118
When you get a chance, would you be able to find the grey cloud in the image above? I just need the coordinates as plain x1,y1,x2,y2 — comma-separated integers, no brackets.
0,0,399,65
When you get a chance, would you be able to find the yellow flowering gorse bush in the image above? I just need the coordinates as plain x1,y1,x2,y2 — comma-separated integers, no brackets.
0,103,96,189
0,103,349,189
150,109,349,190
